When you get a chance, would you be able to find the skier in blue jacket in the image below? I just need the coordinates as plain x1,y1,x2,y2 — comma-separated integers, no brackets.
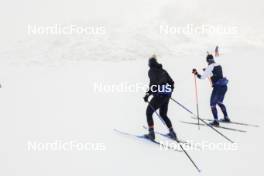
192,54,230,126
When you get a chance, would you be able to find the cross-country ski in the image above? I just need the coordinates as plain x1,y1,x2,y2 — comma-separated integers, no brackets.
113,129,182,152
142,125,201,150
180,121,247,133
190,116,260,127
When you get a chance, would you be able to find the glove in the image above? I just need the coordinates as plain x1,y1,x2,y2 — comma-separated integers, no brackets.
143,93,150,102
192,68,198,75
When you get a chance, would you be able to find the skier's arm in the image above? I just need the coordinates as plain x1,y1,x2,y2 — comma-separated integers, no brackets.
146,70,154,95
199,66,213,79
143,71,154,102
165,71,174,89
193,66,213,79
146,85,153,95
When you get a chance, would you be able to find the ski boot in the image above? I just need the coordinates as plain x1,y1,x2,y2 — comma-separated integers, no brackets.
209,120,219,126
144,128,155,141
168,128,178,141
219,117,231,123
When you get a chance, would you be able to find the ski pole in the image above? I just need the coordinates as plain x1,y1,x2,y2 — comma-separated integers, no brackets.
177,142,201,173
170,97,195,115
169,97,234,143
197,118,234,143
147,101,201,173
147,101,166,126
194,75,200,129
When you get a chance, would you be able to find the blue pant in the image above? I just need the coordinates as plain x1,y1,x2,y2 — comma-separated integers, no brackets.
210,85,228,120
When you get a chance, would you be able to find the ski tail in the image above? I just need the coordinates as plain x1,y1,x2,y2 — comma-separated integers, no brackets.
114,129,182,152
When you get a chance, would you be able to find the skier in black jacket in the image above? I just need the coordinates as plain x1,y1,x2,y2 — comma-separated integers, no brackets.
143,55,177,140
192,54,230,126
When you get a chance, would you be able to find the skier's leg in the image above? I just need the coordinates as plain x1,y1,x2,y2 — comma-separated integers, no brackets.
217,86,229,120
159,96,177,140
145,96,161,140
218,103,228,118
146,96,160,128
159,96,172,129
210,88,219,121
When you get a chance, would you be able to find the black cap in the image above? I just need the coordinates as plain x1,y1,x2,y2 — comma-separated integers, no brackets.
148,55,157,67
206,54,214,63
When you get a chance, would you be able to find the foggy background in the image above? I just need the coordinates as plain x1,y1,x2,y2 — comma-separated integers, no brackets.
0,0,263,63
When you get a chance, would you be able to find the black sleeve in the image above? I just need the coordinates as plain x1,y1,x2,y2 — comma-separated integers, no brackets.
166,71,174,84
165,71,174,89
147,70,153,95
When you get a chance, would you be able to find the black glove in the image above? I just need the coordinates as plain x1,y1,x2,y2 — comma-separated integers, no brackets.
143,93,150,102
192,68,198,75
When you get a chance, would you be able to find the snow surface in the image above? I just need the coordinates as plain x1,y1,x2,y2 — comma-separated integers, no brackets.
1,0,264,175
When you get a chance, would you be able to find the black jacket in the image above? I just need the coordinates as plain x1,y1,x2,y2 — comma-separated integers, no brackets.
148,62,174,94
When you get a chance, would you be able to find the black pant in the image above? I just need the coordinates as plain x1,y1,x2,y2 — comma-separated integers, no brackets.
146,95,172,129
